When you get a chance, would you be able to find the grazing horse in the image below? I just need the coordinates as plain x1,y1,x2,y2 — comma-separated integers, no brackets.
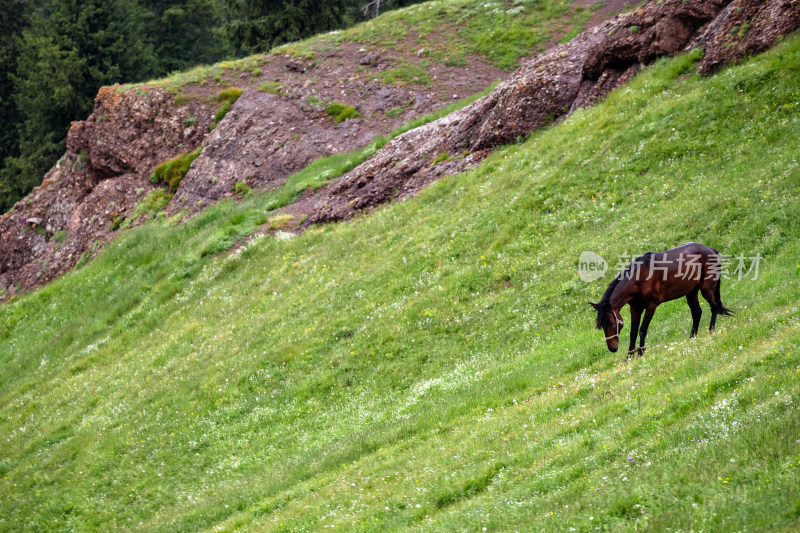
589,242,733,356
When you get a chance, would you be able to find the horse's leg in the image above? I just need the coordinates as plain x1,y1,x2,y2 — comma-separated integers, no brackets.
628,305,642,357
637,303,658,355
700,285,718,332
686,289,701,338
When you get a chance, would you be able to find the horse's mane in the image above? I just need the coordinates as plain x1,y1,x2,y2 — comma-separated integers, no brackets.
594,276,621,330
595,255,645,329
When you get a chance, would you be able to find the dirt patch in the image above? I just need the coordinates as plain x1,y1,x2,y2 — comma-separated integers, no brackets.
168,43,506,212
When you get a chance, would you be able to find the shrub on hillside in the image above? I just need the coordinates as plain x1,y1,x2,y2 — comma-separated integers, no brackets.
325,101,360,122
149,147,203,191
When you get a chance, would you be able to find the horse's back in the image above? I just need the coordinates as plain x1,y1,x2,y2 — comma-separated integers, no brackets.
626,243,722,301
633,243,714,266
672,242,718,258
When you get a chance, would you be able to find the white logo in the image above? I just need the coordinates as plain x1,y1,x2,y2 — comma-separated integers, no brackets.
578,251,607,282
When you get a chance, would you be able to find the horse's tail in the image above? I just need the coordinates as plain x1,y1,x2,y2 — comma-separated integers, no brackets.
714,277,734,316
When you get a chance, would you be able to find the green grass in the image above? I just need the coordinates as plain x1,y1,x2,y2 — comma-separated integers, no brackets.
337,0,583,70
386,106,406,118
149,147,203,191
267,213,294,230
380,59,431,87
257,81,284,95
208,87,245,131
120,189,174,229
233,182,253,197
217,87,244,103
52,230,68,243
432,151,450,164
3,35,800,532
324,101,361,122
305,96,361,121
117,56,267,96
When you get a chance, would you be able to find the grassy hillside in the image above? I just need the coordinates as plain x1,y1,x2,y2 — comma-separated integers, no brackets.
284,0,597,69
2,33,800,532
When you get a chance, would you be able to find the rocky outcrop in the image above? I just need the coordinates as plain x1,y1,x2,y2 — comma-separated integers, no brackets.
169,50,503,212
0,87,211,296
68,86,210,179
0,43,505,298
170,86,380,211
694,0,800,74
306,0,800,224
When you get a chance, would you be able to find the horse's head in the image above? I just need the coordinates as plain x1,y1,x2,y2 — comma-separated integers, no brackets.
589,301,624,352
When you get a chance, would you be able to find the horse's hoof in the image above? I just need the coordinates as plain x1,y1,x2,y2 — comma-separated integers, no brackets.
628,349,636,356
637,347,646,356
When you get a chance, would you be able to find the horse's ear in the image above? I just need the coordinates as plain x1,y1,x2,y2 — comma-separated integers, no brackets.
588,302,599,310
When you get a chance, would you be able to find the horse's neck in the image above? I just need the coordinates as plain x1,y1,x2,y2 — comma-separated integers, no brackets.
609,278,632,311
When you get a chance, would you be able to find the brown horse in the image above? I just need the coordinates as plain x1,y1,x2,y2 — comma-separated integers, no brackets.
589,242,733,356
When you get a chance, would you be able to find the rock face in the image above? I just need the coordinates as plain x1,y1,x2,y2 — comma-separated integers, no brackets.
0,42,505,298
306,0,800,224
68,86,210,179
0,86,211,296
694,0,800,74
169,87,380,211
169,49,503,212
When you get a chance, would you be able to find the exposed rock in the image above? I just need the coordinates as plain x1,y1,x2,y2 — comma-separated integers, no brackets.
359,52,382,66
0,87,211,298
1,40,507,298
67,85,209,179
170,49,504,212
694,0,800,74
286,57,312,73
306,0,800,224
169,87,380,211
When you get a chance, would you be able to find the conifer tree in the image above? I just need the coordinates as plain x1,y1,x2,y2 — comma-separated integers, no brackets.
225,0,351,53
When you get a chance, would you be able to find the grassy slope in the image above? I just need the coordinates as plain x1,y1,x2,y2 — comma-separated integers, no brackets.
289,0,594,69
2,35,800,532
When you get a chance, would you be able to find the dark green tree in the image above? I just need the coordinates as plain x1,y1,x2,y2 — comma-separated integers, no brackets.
224,0,352,54
1,33,85,210
0,0,27,163
0,0,156,211
138,0,229,73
